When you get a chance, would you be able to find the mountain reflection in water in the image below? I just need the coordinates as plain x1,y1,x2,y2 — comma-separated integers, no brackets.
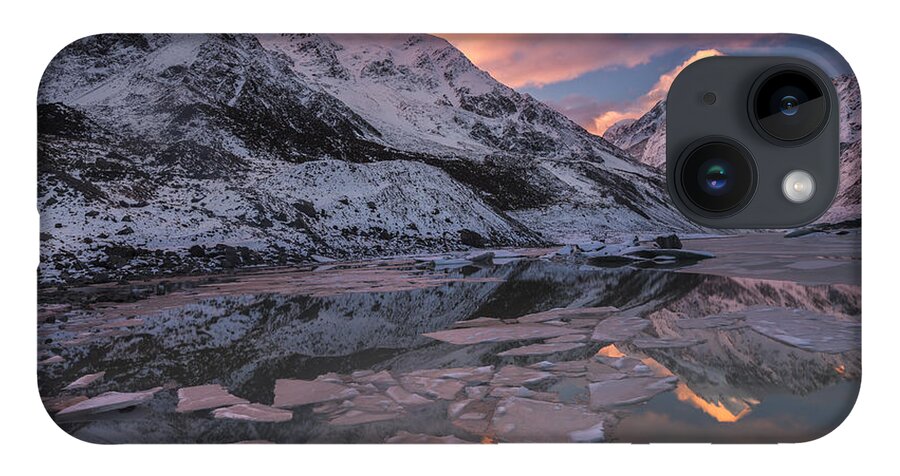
37,234,861,443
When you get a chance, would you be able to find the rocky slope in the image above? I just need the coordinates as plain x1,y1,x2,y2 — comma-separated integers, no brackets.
38,34,697,285
602,100,667,169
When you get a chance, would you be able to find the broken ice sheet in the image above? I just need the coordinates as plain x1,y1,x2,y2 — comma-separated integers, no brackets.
42,395,88,414
491,397,609,443
63,371,105,390
176,384,249,413
273,379,359,408
675,313,745,329
212,403,293,423
490,365,556,387
386,386,432,407
515,306,618,323
631,337,705,349
742,307,860,353
497,342,585,357
588,376,677,409
398,376,465,400
56,387,163,418
385,431,470,444
424,323,581,345
591,316,650,343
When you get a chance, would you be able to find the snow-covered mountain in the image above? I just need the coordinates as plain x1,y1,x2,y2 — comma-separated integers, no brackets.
38,34,696,285
820,74,861,223
258,34,694,238
604,76,861,223
602,100,667,169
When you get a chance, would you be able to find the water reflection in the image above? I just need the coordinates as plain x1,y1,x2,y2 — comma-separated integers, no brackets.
37,237,861,443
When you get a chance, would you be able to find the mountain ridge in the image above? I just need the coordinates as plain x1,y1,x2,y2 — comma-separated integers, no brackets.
38,33,697,285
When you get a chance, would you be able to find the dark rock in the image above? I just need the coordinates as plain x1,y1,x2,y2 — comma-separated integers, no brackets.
116,226,134,235
121,215,132,222
40,232,53,242
292,200,317,217
654,234,682,250
459,229,485,248
188,245,205,258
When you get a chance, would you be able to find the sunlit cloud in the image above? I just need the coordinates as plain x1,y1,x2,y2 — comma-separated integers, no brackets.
592,48,725,135
544,95,621,136
441,34,681,88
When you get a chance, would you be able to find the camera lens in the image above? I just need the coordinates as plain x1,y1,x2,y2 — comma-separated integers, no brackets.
752,67,829,142
677,139,756,215
780,95,799,116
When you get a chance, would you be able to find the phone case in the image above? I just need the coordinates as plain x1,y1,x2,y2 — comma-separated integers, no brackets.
37,34,860,444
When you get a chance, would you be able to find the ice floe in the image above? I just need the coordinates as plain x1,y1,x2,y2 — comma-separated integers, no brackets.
56,387,162,418
63,371,105,390
212,403,293,423
385,431,469,444
386,386,432,407
546,235,715,268
398,376,465,400
491,397,609,443
591,316,650,343
631,337,706,349
497,342,585,357
176,384,249,413
490,366,555,387
741,307,861,353
273,379,360,408
515,306,618,323
588,376,678,409
424,323,581,345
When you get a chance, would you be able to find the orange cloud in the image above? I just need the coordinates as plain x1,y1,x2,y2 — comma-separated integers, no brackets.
592,48,724,135
441,34,678,88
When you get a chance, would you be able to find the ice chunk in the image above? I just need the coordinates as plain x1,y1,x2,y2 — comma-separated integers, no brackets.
497,342,585,357
56,387,162,417
63,371,105,390
398,376,465,400
631,337,705,349
273,379,359,408
490,397,608,443
490,366,556,387
742,307,861,353
569,423,606,443
591,316,650,343
386,386,432,407
424,324,581,345
212,403,293,422
588,376,677,409
516,306,618,323
464,251,494,262
385,431,470,444
176,384,249,413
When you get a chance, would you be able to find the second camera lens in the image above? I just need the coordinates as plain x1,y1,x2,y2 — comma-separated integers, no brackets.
752,67,829,143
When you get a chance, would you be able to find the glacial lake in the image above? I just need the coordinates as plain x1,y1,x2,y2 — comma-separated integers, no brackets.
37,232,861,443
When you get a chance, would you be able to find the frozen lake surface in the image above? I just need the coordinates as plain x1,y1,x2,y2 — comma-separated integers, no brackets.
37,232,861,443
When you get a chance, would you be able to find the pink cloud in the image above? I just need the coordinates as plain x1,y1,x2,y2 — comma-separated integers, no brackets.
440,35,760,90
544,95,624,136
592,48,725,135
441,34,682,88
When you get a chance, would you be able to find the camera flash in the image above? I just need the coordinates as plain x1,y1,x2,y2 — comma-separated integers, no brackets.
782,170,816,203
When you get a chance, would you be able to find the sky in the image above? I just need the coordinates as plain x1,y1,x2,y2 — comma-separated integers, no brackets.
440,34,852,136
